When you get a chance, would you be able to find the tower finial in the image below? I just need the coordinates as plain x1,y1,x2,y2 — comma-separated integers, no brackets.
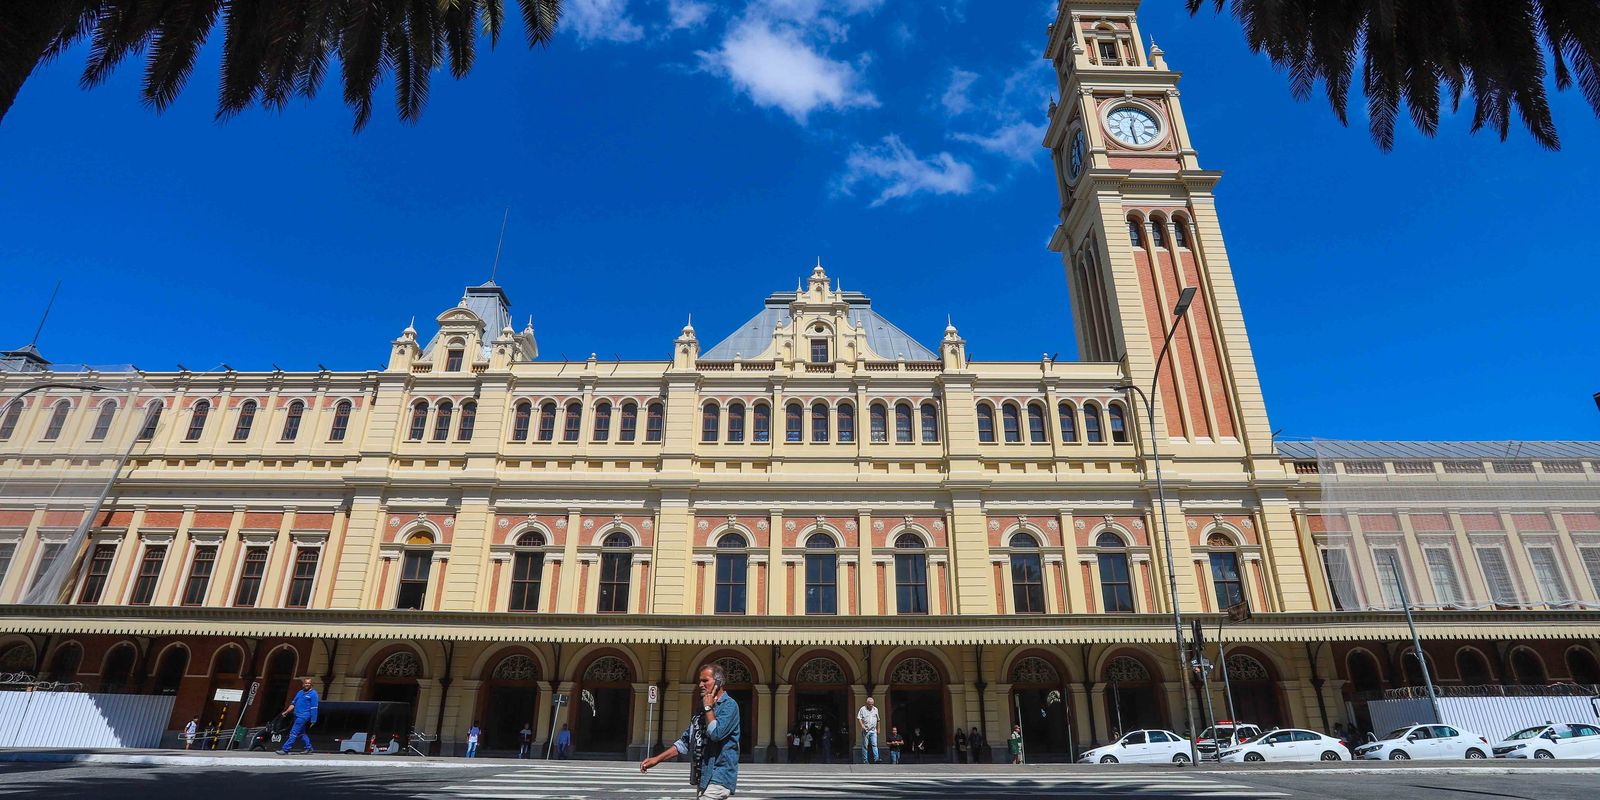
489,208,509,283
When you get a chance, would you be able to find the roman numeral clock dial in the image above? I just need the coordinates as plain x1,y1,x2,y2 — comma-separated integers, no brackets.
1106,106,1160,146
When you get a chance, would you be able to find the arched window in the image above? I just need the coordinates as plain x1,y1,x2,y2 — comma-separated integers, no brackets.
1149,217,1167,247
129,544,167,605
42,399,74,441
785,401,803,443
233,546,269,606
562,401,582,442
645,401,664,442
1058,401,1077,442
811,401,830,443
136,401,163,441
894,533,928,614
537,402,557,441
282,400,305,442
329,400,352,442
1565,648,1600,685
1127,219,1142,246
1001,403,1022,443
920,402,939,443
396,532,434,610
1026,402,1047,443
1456,648,1493,685
752,402,770,443
1084,404,1104,443
1009,532,1044,613
1512,648,1547,685
1096,531,1134,612
1173,217,1190,248
701,402,720,443
894,402,913,443
976,403,995,443
285,548,319,608
100,644,137,693
619,401,638,442
457,401,476,441
804,533,838,615
512,401,532,442
0,401,23,440
1108,403,1128,443
510,530,546,612
408,400,429,441
598,531,633,613
1208,533,1244,610
89,400,117,441
232,400,257,441
182,400,207,441
47,642,83,683
870,402,888,443
431,400,452,442
727,401,745,443
592,400,611,442
77,543,117,604
837,402,855,443
153,646,187,695
445,347,465,372
715,533,747,614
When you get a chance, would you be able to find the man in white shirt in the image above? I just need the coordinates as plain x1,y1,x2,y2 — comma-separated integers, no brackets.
856,697,880,764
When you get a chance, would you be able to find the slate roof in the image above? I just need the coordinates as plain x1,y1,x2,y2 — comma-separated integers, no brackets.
1277,440,1600,460
703,291,937,361
422,281,514,360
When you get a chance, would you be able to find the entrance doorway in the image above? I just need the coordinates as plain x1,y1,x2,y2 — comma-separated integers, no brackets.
481,653,540,754
1011,652,1072,760
367,650,423,732
885,655,946,759
794,689,849,761
575,655,633,756
1103,655,1162,737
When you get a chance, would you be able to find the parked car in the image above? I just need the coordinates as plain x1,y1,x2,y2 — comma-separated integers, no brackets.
1353,724,1490,760
1492,722,1600,760
1077,729,1194,763
246,713,294,751
1219,728,1347,762
1195,721,1263,759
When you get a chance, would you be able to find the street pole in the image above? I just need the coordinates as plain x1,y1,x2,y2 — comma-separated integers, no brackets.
1217,620,1237,725
1389,555,1442,724
1115,286,1199,763
547,694,566,759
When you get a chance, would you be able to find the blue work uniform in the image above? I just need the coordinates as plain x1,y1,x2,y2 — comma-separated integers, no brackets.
280,687,319,754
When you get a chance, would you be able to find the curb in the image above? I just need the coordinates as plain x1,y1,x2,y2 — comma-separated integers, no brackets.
0,751,498,769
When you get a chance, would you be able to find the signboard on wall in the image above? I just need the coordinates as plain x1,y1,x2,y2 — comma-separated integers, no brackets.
213,688,243,703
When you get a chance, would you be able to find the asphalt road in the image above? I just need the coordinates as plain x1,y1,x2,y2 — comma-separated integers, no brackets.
2,758,1599,799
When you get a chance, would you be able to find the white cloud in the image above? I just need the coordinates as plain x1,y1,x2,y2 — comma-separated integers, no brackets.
941,68,979,115
839,135,976,206
666,0,712,30
698,19,878,123
566,0,645,44
953,120,1047,162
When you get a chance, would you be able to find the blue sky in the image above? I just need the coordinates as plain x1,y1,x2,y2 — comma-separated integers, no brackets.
2,0,1596,441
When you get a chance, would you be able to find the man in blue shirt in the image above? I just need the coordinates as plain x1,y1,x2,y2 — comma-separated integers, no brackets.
279,677,319,755
641,664,739,799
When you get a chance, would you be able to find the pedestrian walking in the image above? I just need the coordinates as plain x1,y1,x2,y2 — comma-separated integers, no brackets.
464,721,481,757
556,723,572,759
911,728,926,763
856,696,880,764
1009,724,1023,765
518,723,533,758
184,717,198,750
277,677,319,755
969,727,985,763
953,728,967,763
887,727,904,765
641,663,740,799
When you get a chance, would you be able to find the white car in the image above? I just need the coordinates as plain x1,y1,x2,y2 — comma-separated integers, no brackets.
1492,722,1600,759
1353,723,1490,760
1219,728,1347,762
1078,729,1194,764
1196,721,1264,759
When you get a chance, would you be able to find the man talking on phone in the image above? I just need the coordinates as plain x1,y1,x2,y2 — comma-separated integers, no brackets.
641,663,740,799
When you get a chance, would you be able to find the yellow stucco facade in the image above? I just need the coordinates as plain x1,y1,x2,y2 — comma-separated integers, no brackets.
1,0,1596,761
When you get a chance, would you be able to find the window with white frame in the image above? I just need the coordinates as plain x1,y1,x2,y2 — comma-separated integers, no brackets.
1320,547,1358,611
1581,547,1600,598
1423,548,1464,605
285,548,320,608
1527,547,1571,604
1373,547,1406,609
1476,547,1521,606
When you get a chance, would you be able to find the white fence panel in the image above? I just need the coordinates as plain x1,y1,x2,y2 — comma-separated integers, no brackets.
1368,695,1600,742
1,692,175,748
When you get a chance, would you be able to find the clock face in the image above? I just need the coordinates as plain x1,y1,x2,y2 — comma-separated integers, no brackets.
1106,106,1160,146
1068,130,1086,181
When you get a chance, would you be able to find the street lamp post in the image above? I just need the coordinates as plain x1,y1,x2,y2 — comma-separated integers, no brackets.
1115,286,1198,763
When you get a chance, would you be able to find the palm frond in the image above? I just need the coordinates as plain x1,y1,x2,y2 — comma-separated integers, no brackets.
142,0,224,112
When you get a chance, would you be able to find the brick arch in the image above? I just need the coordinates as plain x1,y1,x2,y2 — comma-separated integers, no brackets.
468,644,550,682
1002,647,1076,685
1093,646,1166,682
567,645,641,684
353,641,431,680
683,645,765,686
786,648,855,685
877,647,955,686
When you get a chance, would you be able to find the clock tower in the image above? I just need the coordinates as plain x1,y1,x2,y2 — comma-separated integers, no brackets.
1046,0,1277,463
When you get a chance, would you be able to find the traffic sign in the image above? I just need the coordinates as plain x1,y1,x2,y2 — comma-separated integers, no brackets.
648,684,658,705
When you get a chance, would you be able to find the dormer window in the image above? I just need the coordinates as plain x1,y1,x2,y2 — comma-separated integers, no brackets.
445,349,464,372
811,339,829,363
